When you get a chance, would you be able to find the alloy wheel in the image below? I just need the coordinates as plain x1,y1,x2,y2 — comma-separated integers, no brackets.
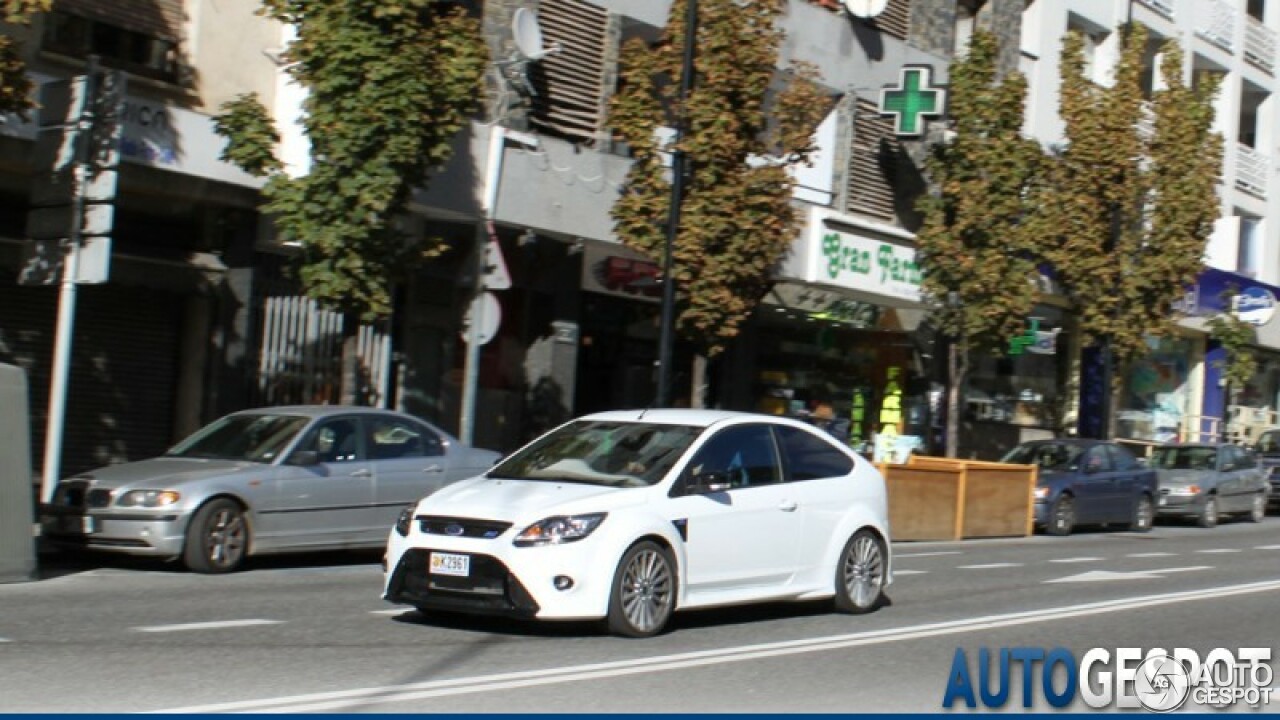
1249,494,1266,523
842,533,884,611
617,547,673,635
204,507,247,569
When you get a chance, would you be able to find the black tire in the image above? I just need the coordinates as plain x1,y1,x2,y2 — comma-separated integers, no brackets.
1247,493,1266,523
606,541,676,638
1046,494,1075,536
183,498,249,573
833,529,886,614
1128,494,1154,533
1197,496,1219,529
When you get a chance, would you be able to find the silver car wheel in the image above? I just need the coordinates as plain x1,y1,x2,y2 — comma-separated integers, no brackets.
842,533,885,610
1249,493,1266,523
1198,496,1219,529
184,498,249,574
206,507,247,568
615,546,674,636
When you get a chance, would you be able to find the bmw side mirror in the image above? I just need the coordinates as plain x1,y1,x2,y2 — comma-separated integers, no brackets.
289,450,320,467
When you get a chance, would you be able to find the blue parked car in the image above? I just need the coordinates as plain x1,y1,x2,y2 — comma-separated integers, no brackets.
1000,439,1157,536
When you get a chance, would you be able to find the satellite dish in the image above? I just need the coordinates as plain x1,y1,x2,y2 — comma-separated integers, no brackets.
842,0,889,19
512,8,556,61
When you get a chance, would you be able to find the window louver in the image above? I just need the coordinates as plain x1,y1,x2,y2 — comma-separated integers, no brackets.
846,98,900,223
528,0,611,143
875,0,911,40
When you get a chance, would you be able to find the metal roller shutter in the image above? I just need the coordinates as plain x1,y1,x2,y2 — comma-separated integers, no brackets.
0,279,183,478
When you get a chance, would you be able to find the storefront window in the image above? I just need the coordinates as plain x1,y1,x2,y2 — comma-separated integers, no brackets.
964,307,1066,430
1117,336,1195,443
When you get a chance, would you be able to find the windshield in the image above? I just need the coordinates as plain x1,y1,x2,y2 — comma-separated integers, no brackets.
1152,446,1217,471
490,420,702,487
166,413,310,463
1001,442,1084,472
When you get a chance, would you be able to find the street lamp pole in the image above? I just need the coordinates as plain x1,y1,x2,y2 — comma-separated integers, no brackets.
657,0,697,407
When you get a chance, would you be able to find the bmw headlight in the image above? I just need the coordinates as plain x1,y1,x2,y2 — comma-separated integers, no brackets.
394,506,416,537
116,489,181,508
514,513,607,547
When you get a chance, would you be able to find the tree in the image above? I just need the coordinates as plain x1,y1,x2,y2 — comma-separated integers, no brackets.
915,31,1044,457
213,0,486,402
0,0,50,119
607,0,828,406
1205,289,1259,409
1036,24,1222,437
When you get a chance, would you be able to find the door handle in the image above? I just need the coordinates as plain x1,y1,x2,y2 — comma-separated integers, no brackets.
350,468,373,478
423,465,444,474
779,500,798,512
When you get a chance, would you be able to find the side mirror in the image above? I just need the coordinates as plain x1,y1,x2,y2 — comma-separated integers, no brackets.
687,471,732,494
289,450,320,467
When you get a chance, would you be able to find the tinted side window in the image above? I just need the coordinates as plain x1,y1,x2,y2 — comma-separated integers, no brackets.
367,417,442,460
1107,444,1139,471
776,426,854,481
296,418,364,463
1230,445,1255,470
684,425,780,489
1083,446,1112,473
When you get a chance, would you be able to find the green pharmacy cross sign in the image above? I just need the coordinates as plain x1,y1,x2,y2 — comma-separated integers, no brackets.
879,66,946,137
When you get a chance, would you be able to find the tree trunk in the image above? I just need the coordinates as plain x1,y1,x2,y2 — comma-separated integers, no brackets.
339,315,363,406
689,353,708,409
945,339,968,458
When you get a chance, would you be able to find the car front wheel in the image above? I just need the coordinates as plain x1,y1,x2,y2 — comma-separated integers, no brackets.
1046,495,1075,536
1197,496,1219,529
606,541,676,638
1129,495,1154,533
834,529,886,614
1248,493,1266,523
183,498,249,573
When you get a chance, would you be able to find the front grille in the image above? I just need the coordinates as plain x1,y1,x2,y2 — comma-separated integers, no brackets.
86,489,112,508
417,516,513,539
386,549,539,617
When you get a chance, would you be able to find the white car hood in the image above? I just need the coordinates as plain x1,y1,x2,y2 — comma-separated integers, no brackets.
419,475,636,522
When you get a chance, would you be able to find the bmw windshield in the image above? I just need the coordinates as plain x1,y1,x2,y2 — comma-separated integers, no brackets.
1001,442,1084,472
490,420,701,487
166,413,310,463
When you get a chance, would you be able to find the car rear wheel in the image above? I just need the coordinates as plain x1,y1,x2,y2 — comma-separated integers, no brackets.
1046,495,1075,536
834,529,886,614
1128,494,1154,533
1247,493,1266,523
1197,496,1219,529
606,541,675,638
183,498,249,573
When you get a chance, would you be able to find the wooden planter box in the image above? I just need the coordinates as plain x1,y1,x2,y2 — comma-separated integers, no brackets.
876,456,1037,541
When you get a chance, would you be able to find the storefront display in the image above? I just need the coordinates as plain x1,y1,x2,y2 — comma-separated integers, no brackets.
1116,336,1196,443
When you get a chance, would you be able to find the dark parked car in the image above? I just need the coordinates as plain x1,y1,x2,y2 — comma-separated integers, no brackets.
1251,429,1280,511
1150,443,1269,527
1001,439,1157,536
41,406,501,573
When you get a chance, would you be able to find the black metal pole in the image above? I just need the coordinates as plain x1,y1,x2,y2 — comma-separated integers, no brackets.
657,0,697,407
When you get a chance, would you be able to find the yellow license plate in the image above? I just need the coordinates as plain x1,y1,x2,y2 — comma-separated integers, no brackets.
429,552,470,577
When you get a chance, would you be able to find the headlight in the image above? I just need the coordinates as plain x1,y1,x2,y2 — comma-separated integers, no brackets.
514,513,607,547
1033,486,1050,501
394,506,415,537
1166,485,1201,496
116,489,181,508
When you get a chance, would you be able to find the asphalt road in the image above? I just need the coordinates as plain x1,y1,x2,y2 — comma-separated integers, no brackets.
2,517,1278,713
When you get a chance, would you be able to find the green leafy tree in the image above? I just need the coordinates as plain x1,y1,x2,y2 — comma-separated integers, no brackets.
915,31,1044,457
607,0,828,405
1036,24,1222,436
0,0,50,119
1205,287,1258,405
213,0,486,403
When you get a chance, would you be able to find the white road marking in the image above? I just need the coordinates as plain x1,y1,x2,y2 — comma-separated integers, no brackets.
153,579,1280,714
1126,552,1176,558
892,569,928,576
1045,566,1212,584
133,619,284,633
957,563,1022,569
1255,545,1280,550
1195,549,1243,554
1049,557,1104,564
370,608,409,616
893,551,963,558
0,638,10,643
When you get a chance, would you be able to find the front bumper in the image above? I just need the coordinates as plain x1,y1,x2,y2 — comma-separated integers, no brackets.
1033,500,1048,527
40,505,188,558
383,519,618,621
1155,491,1207,517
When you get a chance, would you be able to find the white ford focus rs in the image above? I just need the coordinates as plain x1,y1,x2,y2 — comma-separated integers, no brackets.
383,409,892,637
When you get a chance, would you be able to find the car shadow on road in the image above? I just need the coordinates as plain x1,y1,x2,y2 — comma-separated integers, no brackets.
34,544,384,580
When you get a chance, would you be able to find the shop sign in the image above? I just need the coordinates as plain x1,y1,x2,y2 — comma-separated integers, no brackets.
1233,286,1277,326
817,228,922,304
1178,268,1280,327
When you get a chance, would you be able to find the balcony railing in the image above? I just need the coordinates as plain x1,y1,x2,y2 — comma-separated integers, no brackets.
1135,0,1174,19
1236,143,1268,197
1197,0,1238,52
1245,16,1277,73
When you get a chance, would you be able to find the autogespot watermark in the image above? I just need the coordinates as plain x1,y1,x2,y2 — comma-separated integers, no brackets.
942,646,1274,711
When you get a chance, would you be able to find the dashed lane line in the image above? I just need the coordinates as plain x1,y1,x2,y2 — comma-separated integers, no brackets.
1049,557,1104,564
893,551,963,559
893,569,928,576
1126,552,1177,558
133,619,284,633
957,563,1023,569
1195,549,1243,554
1257,545,1280,550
